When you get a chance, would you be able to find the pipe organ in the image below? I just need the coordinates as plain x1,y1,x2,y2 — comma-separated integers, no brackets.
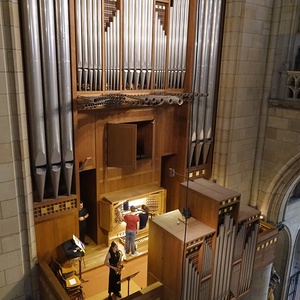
19,0,226,201
148,179,264,299
19,0,74,201
75,0,190,91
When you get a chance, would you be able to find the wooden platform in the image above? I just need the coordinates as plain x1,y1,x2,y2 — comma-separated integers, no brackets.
71,235,148,274
86,280,141,300
81,252,148,300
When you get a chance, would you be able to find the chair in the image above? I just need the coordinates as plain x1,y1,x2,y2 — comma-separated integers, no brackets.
57,269,84,300
50,258,84,299
51,258,77,278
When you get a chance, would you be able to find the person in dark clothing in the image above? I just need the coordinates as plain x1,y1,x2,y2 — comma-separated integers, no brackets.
104,241,123,299
139,204,149,230
78,201,89,245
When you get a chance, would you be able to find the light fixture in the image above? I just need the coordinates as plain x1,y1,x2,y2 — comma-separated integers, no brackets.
79,157,92,171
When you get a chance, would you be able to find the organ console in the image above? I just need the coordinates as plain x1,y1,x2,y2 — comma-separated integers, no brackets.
99,184,166,247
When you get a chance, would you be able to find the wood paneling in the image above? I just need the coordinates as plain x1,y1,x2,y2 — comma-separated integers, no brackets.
35,210,78,263
77,113,96,170
107,123,137,168
254,221,278,271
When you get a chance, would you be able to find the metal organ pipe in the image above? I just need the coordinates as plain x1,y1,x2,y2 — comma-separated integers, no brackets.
211,214,235,300
19,0,47,202
87,0,94,90
92,0,98,91
154,9,166,90
238,224,259,296
39,0,62,199
134,0,141,89
76,0,83,90
197,0,213,168
146,0,153,90
203,0,222,165
20,0,75,201
115,11,120,90
183,257,189,299
128,0,135,89
55,0,74,196
189,0,223,168
189,0,205,168
97,1,103,90
123,0,129,88
180,0,189,87
81,0,88,90
140,0,148,89
168,0,190,89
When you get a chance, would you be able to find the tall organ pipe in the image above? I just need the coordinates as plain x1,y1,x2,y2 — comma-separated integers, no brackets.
92,0,98,91
97,0,103,90
39,0,62,198
87,0,94,90
203,0,222,164
196,0,213,167
76,0,82,90
190,0,205,167
19,0,47,201
55,0,74,196
81,0,88,90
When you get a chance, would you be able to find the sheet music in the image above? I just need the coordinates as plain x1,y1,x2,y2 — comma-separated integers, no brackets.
73,234,85,253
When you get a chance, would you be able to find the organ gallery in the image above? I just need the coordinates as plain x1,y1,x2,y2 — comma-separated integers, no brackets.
16,0,279,299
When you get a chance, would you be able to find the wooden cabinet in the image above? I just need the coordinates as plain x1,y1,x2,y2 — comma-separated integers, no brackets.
149,179,275,299
107,121,153,169
179,178,241,234
99,184,166,246
148,210,215,300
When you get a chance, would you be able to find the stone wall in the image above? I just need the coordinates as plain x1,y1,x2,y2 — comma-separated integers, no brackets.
0,1,38,299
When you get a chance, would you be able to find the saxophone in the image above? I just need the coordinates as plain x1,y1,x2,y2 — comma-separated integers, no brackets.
116,250,124,274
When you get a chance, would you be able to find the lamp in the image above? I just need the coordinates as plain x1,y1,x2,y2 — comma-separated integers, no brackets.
79,157,92,171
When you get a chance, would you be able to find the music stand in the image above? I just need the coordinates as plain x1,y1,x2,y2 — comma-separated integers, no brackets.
72,235,88,283
118,271,140,296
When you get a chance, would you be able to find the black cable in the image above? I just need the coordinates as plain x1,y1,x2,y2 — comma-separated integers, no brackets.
179,1,202,298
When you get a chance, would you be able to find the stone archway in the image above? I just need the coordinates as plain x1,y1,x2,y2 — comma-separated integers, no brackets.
273,227,291,299
287,230,300,300
267,173,300,299
257,155,300,299
263,156,300,224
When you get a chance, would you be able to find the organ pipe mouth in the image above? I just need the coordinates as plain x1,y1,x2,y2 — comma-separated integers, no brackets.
77,93,205,111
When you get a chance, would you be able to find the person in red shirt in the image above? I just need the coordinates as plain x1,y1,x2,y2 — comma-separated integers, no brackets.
123,206,140,256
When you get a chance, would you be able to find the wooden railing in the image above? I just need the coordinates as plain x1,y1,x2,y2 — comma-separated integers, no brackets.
38,261,70,300
38,260,163,300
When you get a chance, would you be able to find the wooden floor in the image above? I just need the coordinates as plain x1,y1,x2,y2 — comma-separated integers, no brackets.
81,254,148,299
71,236,149,299
72,235,149,274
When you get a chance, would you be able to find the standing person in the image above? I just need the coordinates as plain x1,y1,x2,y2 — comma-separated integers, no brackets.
104,241,123,299
124,206,139,256
78,201,89,245
139,204,149,230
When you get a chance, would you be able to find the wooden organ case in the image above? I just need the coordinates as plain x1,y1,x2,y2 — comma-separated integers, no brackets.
148,179,263,300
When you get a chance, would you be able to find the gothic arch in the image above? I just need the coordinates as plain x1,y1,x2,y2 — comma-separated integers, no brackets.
261,154,300,224
273,226,292,300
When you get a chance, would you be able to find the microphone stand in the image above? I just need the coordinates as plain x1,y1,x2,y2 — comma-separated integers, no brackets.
78,251,88,283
